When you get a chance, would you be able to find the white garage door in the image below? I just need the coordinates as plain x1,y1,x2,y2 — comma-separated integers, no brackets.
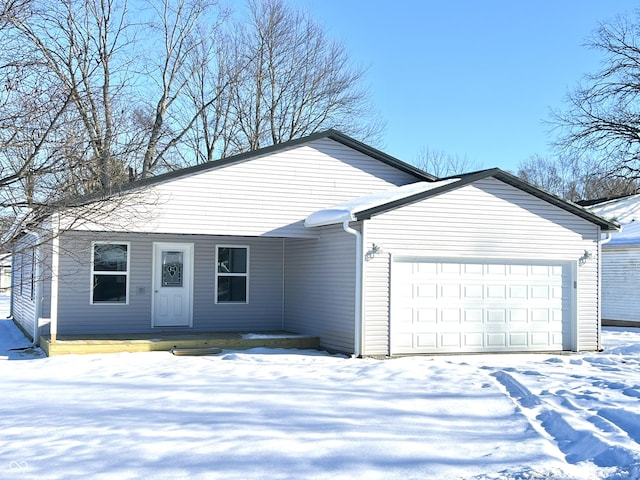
390,258,574,354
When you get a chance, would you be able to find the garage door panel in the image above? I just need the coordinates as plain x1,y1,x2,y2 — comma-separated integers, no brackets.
531,332,551,346
416,283,437,298
441,309,461,322
463,309,483,323
510,309,528,322
487,285,506,299
441,284,461,298
464,285,483,299
487,332,507,348
509,285,528,299
441,332,462,347
417,308,437,322
464,264,483,275
531,285,550,299
509,265,528,276
508,332,528,347
487,264,507,275
416,334,437,348
391,258,573,354
487,310,506,323
463,333,483,348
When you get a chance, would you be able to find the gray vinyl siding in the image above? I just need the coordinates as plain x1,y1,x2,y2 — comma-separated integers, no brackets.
11,234,37,340
601,246,640,323
284,224,357,353
64,139,420,238
362,178,602,355
54,231,284,335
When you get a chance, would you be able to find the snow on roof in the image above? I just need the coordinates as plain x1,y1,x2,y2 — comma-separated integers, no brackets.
607,221,640,246
588,194,640,224
304,179,459,228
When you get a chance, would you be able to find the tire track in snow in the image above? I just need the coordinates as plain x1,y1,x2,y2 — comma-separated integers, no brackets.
490,369,640,468
598,408,640,444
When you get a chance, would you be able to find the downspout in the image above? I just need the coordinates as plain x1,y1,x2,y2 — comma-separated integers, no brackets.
597,231,613,351
342,220,363,357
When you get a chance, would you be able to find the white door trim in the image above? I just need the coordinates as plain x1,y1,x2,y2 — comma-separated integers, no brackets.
152,242,194,328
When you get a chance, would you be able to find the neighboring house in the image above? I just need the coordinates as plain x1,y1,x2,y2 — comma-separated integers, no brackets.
588,196,640,324
0,254,10,296
586,194,640,224
10,130,618,356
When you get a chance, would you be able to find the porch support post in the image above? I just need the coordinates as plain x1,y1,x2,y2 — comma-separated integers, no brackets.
49,215,60,343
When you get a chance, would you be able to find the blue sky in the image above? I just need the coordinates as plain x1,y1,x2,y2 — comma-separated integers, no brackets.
288,0,639,173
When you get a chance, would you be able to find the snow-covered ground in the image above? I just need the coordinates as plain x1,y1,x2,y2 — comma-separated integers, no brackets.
1,297,639,480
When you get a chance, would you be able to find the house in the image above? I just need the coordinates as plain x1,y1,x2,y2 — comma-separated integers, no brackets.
10,130,619,356
0,254,10,296
587,195,640,325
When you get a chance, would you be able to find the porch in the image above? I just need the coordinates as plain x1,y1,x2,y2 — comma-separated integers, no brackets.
39,331,320,356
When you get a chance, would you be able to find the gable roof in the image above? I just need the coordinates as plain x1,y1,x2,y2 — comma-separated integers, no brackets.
123,129,436,192
305,168,620,231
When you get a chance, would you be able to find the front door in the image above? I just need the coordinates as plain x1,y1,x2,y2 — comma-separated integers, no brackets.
152,242,194,327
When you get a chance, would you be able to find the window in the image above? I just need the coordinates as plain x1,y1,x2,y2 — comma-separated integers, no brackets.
30,248,35,301
215,246,248,303
91,242,130,304
18,251,24,297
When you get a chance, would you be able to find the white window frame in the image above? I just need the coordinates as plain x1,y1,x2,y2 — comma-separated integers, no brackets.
29,247,35,301
215,245,249,304
90,241,131,305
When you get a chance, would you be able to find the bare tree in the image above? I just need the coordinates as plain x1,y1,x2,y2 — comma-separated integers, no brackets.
138,0,229,176
416,147,481,178
0,0,384,252
517,154,572,198
7,0,135,193
0,0,79,231
184,31,240,163
553,12,640,182
517,154,638,202
228,0,382,152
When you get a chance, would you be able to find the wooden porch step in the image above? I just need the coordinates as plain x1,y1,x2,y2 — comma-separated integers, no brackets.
171,347,222,356
39,332,320,356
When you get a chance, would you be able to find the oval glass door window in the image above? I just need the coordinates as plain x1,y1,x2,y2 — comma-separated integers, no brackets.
162,251,183,287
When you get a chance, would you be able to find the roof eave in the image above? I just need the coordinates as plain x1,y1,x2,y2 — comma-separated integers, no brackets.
353,168,621,232
490,170,621,232
57,130,436,207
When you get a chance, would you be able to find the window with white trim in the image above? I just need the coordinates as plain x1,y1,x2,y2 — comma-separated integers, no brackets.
91,242,130,304
30,248,35,301
215,246,248,303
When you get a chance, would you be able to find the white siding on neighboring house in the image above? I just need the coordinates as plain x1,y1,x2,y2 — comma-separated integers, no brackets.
601,246,640,323
284,224,357,353
361,178,601,356
0,257,11,296
65,139,421,238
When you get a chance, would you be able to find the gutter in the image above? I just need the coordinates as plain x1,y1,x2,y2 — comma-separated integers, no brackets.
342,220,363,358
